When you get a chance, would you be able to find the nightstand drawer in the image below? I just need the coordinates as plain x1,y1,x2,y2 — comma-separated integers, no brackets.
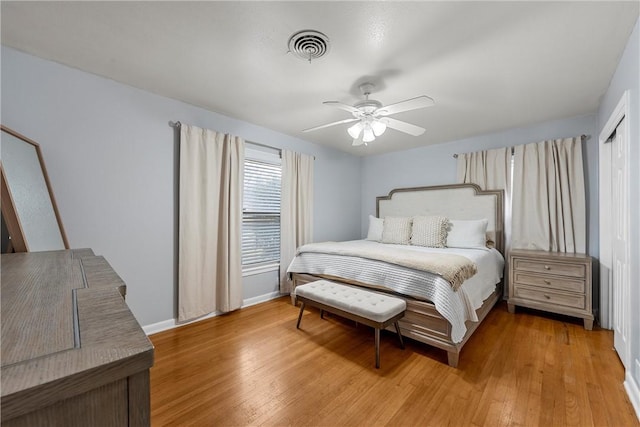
513,286,585,309
513,259,585,278
513,272,585,293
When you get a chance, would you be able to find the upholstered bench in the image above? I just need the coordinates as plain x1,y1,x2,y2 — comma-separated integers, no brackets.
294,280,406,368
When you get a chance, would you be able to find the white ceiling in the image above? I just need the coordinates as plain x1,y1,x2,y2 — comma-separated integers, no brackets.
1,1,638,156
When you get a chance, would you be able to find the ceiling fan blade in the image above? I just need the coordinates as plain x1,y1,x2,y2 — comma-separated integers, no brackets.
323,101,362,115
302,118,359,133
380,117,426,136
377,96,435,116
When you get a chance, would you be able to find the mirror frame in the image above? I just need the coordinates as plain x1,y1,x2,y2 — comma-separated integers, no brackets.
1,125,69,252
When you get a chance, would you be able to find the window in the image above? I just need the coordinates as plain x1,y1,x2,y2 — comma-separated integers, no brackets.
242,151,281,272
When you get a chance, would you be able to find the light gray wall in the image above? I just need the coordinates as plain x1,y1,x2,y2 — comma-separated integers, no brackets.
598,17,640,401
1,46,362,327
361,114,599,257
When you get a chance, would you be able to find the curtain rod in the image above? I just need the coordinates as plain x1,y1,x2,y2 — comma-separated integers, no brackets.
452,134,587,158
247,141,316,161
246,140,281,153
170,121,315,160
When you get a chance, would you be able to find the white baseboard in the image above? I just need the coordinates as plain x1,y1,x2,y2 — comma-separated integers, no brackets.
143,310,220,335
142,292,285,336
143,319,176,335
242,291,284,308
626,363,640,422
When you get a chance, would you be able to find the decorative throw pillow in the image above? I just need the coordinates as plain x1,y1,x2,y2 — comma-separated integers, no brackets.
410,216,448,248
447,219,489,248
366,215,384,242
381,217,412,245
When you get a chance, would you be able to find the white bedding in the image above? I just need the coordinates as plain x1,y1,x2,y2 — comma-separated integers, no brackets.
287,240,504,343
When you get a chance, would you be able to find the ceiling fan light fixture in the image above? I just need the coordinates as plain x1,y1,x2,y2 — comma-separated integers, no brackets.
371,120,387,136
362,127,375,143
347,122,363,139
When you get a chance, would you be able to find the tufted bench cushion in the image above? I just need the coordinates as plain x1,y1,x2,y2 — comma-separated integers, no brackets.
295,280,406,322
294,280,406,368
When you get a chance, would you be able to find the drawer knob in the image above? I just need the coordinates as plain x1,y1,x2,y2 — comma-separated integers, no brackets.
544,294,551,299
544,265,551,270
544,279,551,285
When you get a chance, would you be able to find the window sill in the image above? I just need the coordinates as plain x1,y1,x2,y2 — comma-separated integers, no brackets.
242,263,279,277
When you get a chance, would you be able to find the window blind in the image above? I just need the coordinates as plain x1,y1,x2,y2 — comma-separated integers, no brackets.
242,159,281,266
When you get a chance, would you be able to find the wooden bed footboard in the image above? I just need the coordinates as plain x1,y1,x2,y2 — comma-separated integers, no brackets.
291,272,502,368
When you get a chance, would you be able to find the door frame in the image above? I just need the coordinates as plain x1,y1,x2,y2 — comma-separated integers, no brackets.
598,90,630,350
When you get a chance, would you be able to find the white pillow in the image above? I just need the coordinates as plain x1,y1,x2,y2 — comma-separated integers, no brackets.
381,217,412,245
411,216,448,248
366,215,384,241
447,219,488,248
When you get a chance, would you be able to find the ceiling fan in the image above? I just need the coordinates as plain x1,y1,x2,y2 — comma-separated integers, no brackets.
303,83,435,146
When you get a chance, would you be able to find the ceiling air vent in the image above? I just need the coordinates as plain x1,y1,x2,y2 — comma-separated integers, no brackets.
287,30,330,63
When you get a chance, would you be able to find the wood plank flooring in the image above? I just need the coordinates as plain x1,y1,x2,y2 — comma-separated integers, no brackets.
150,297,638,426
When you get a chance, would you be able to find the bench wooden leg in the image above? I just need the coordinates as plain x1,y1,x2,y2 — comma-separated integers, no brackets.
394,321,405,349
296,302,306,329
320,309,324,319
375,328,380,369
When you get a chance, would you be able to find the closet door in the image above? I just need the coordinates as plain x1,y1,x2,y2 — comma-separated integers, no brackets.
611,117,630,369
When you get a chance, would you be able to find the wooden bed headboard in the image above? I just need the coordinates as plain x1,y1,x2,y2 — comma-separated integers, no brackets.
376,183,504,255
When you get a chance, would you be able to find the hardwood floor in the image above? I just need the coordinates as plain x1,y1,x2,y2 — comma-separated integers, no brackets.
150,297,638,426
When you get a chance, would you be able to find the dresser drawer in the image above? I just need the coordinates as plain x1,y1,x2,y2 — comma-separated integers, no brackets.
513,272,585,293
513,259,585,278
513,286,585,309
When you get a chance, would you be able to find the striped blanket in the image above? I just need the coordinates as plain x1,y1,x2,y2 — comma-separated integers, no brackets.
296,240,476,290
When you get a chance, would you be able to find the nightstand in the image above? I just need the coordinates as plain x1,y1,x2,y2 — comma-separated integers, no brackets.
508,249,593,330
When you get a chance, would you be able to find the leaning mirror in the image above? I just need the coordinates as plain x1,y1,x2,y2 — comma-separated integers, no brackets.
1,125,68,252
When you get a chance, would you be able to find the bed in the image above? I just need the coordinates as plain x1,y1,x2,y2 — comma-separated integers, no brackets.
287,183,505,367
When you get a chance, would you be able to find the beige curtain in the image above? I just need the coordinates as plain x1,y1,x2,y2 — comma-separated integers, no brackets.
457,147,512,296
280,150,314,293
511,137,585,253
178,124,244,322
456,147,511,248
456,147,511,193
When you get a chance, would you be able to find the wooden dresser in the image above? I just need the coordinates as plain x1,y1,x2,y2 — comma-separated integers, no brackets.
1,249,154,426
507,249,594,330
